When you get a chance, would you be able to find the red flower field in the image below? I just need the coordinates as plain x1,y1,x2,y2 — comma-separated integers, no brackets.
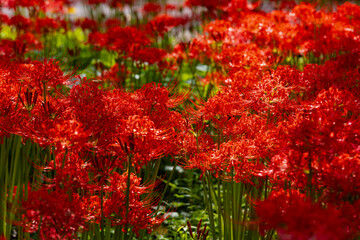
1,0,360,239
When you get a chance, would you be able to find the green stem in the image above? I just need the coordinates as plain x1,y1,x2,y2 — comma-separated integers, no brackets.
154,161,177,214
124,154,132,237
202,172,216,239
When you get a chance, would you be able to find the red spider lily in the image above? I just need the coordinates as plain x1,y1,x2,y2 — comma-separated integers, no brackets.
0,59,71,139
80,172,165,236
106,172,165,234
194,114,281,183
129,47,167,64
87,0,106,5
99,63,129,87
46,153,94,191
104,18,122,30
106,26,150,53
255,189,360,240
9,15,31,32
299,60,360,99
142,2,162,15
187,37,216,62
132,82,188,127
0,34,41,59
322,153,360,203
19,117,90,151
267,87,360,193
17,188,87,240
185,151,224,179
81,150,119,178
165,4,177,11
146,15,188,37
8,59,72,93
0,98,16,138
75,18,98,32
35,17,61,34
109,0,135,8
187,1,360,64
0,14,9,25
3,0,69,13
289,3,360,56
336,2,360,26
68,79,111,132
185,0,231,11
224,0,261,13
88,31,108,51
18,88,38,111
204,19,230,42
114,115,174,169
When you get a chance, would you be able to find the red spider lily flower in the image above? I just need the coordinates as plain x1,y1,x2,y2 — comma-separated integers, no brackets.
17,188,87,240
9,15,31,32
66,79,123,151
179,130,215,157
132,82,188,127
109,0,135,8
165,4,177,11
336,2,360,26
80,150,119,178
77,172,165,235
103,172,165,236
99,63,126,87
46,153,94,191
4,0,69,13
201,71,227,87
75,18,98,32
88,31,108,50
52,80,185,169
185,151,224,179
322,153,360,203
146,15,187,37
224,0,260,15
87,0,106,4
0,14,9,25
185,0,231,11
299,59,360,98
8,59,72,93
16,116,85,149
0,97,16,139
142,2,162,15
255,189,360,240
0,33,41,59
130,47,167,64
267,86,360,192
0,59,19,136
18,88,38,111
106,26,150,53
204,19,230,42
100,63,134,88
35,17,60,34
188,37,216,62
197,114,281,183
115,115,173,169
104,18,122,30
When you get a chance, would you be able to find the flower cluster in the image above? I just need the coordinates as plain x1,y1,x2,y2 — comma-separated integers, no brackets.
1,0,360,239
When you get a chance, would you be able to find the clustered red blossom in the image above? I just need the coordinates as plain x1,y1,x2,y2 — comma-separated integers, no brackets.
175,1,360,239
0,58,187,237
1,0,360,239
